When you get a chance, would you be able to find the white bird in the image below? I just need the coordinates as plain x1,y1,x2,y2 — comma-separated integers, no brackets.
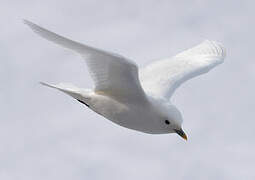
24,20,226,140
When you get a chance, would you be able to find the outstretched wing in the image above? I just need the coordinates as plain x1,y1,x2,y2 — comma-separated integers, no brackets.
24,20,147,101
139,40,226,100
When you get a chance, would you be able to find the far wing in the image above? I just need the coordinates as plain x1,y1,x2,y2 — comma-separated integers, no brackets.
139,40,226,100
24,20,147,101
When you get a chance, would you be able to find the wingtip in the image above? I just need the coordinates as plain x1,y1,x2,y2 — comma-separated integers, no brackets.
23,19,37,31
39,81,46,85
23,19,41,32
23,19,28,24
203,39,227,59
23,19,33,26
39,81,52,87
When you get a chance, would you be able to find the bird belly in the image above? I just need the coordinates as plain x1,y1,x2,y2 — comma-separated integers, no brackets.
89,93,161,134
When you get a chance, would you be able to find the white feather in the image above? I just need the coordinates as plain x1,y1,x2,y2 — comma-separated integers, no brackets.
139,40,226,99
24,20,146,101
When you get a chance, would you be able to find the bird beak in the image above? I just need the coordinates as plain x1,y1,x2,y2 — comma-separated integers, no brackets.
174,128,188,141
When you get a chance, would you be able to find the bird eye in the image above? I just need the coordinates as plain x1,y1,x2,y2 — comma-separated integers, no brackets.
165,120,170,125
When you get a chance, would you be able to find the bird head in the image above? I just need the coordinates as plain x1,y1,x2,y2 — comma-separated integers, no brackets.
158,103,187,140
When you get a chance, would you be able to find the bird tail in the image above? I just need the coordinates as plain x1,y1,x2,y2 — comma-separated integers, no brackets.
40,82,91,105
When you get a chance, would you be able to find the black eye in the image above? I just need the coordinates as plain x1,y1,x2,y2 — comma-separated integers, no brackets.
165,120,170,125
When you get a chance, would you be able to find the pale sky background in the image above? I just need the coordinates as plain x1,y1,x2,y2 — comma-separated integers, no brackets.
1,0,254,179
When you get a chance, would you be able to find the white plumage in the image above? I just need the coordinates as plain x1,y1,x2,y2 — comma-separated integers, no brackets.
140,40,226,99
24,20,226,140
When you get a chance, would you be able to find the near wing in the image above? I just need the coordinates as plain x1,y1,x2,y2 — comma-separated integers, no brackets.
24,20,146,101
139,40,226,100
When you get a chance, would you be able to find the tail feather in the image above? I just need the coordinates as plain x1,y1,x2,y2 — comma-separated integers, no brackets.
40,82,91,103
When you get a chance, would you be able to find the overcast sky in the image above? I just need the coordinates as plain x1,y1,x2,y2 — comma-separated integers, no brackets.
1,0,254,179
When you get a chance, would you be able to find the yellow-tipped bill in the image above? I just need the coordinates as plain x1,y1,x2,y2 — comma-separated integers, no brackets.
174,128,188,141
